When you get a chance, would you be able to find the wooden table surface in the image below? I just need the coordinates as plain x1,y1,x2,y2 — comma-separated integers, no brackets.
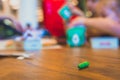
0,47,120,80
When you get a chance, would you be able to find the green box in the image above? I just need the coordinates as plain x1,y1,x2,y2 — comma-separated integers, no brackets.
66,25,86,47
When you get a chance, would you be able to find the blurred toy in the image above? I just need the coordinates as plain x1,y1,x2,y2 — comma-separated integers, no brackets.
66,25,86,47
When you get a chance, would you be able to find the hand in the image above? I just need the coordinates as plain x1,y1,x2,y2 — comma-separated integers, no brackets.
67,2,85,17
68,17,86,28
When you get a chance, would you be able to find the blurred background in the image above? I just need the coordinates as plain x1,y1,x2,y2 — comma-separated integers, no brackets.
0,0,88,55
0,0,86,39
2,0,116,49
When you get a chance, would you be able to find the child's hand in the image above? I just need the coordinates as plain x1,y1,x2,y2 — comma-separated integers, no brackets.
67,2,85,17
68,17,86,28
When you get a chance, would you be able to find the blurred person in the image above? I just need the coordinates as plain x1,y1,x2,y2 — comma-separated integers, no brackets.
24,23,33,32
68,0,120,38
23,23,35,40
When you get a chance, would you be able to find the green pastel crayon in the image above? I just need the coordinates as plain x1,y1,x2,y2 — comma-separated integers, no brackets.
78,61,90,69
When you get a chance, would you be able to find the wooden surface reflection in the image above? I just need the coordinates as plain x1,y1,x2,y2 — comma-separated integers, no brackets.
0,47,120,80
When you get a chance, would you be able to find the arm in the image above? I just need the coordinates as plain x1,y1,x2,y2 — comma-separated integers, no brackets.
86,18,120,37
69,17,120,38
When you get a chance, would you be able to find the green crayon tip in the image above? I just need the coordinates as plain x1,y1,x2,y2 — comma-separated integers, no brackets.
78,61,90,69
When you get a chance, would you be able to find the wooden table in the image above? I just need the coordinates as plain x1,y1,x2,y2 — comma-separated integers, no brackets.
0,47,120,80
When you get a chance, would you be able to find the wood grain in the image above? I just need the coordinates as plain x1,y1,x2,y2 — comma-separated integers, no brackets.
0,47,119,80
